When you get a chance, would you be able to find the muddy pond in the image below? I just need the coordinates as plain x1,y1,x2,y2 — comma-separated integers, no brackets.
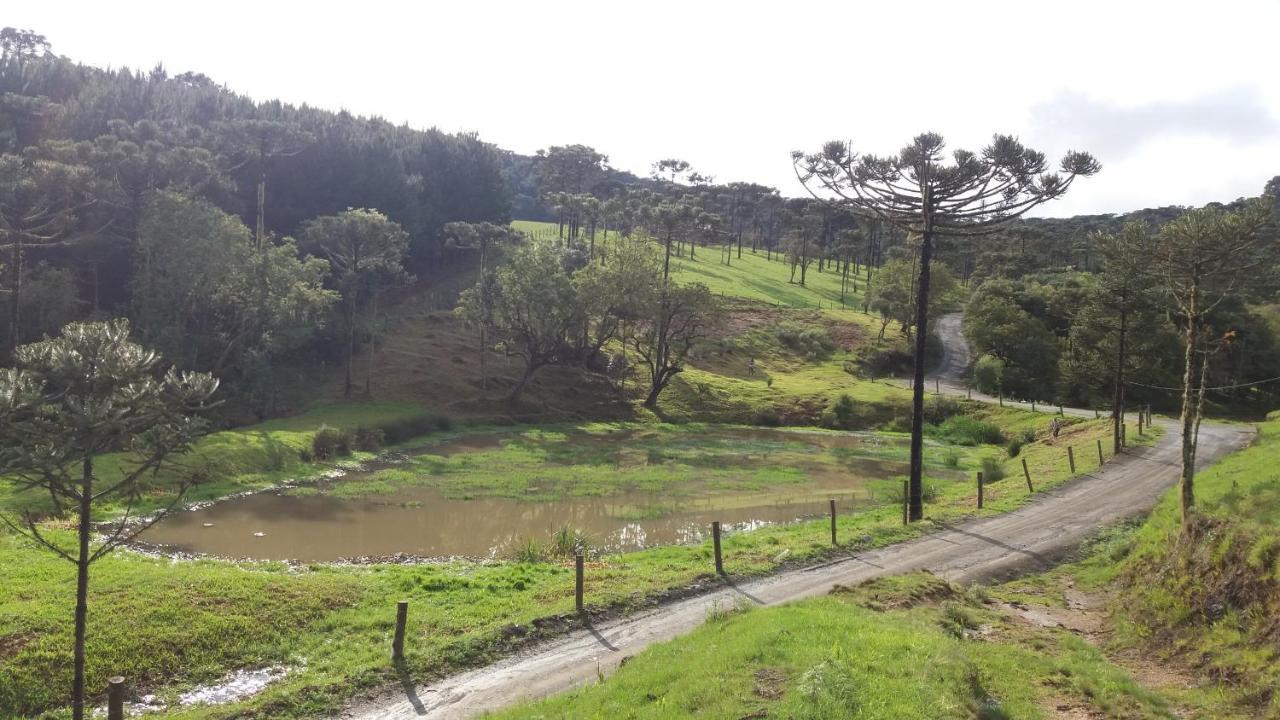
140,426,963,562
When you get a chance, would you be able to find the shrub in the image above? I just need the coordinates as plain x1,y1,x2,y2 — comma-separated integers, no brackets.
925,395,963,425
511,538,544,564
943,448,961,468
1007,438,1024,457
821,394,858,429
435,415,453,432
860,347,913,378
775,323,836,359
262,440,291,471
930,416,1005,446
754,408,782,427
980,456,1006,482
334,428,354,457
311,425,343,460
971,354,1005,395
298,447,315,463
354,427,386,453
940,601,981,638
886,479,940,505
378,413,440,445
549,525,591,558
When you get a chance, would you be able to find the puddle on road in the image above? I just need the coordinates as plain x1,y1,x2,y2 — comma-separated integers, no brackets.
140,427,940,562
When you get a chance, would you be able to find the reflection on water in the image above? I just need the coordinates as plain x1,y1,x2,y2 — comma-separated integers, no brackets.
140,427,933,562
141,483,872,561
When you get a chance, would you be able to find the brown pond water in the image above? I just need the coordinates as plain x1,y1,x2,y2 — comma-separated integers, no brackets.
139,428,936,562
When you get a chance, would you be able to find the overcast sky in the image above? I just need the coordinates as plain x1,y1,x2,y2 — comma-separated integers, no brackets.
10,0,1280,217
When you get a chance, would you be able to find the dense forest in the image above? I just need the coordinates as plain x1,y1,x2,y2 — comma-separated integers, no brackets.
3,26,1279,422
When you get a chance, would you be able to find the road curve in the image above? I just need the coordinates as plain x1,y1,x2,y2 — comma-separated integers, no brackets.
339,313,1254,720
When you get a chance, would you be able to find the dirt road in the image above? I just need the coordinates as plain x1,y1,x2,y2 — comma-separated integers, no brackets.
341,313,1253,720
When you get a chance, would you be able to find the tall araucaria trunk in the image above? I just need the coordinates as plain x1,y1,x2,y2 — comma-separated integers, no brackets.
907,228,934,522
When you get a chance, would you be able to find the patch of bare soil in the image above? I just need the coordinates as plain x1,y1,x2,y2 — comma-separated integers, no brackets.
753,667,786,700
347,310,631,423
822,314,866,352
994,580,1201,718
1044,698,1107,719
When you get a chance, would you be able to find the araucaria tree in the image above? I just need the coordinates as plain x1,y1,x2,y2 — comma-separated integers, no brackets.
1093,223,1156,454
794,133,1099,521
445,221,524,391
1154,200,1274,525
0,319,217,720
303,208,410,398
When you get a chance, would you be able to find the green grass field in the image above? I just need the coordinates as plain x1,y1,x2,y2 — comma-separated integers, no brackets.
303,422,975,503
494,572,1174,720
511,220,866,310
0,401,435,520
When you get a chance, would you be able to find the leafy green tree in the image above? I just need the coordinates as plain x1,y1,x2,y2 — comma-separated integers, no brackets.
629,281,719,408
572,236,663,369
0,319,217,720
652,158,692,184
445,221,524,390
964,288,1060,400
302,209,409,398
133,192,335,379
458,240,579,402
14,261,78,340
1154,200,1275,523
795,133,1099,521
868,256,958,341
972,354,1005,396
784,214,817,286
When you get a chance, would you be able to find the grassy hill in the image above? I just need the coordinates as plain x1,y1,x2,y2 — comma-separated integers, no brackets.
302,221,911,428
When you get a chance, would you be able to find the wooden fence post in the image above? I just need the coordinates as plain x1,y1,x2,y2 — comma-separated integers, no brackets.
107,676,124,720
712,521,723,574
392,601,409,661
935,378,940,394
1068,446,1076,474
1121,423,1127,447
902,479,909,525
1058,404,1064,416
1097,439,1104,466
575,554,584,613
977,471,984,508
829,499,837,545
1138,412,1144,435
1022,457,1033,492
1095,408,1100,419
1032,400,1037,412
